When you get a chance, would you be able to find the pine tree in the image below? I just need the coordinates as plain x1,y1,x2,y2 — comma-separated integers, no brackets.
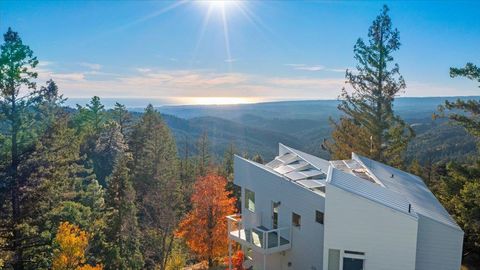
196,131,210,176
93,121,128,186
103,153,143,270
130,105,183,270
221,143,236,180
328,5,414,167
74,96,106,137
0,27,39,270
439,63,480,138
435,62,480,258
20,115,105,269
74,97,108,187
251,153,264,164
36,80,66,126
110,102,131,137
221,144,241,210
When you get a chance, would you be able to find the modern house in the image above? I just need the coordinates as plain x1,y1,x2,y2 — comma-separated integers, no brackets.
227,144,463,270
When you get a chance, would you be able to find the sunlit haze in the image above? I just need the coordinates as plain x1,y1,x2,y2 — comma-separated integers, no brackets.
1,1,479,106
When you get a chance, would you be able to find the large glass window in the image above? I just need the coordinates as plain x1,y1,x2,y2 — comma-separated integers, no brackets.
245,189,255,212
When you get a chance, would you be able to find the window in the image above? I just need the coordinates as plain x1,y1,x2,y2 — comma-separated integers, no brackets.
292,212,301,228
245,189,255,212
315,210,324,224
343,258,364,270
328,249,340,270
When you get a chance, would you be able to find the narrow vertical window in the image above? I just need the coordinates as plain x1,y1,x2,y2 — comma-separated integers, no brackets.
315,210,324,224
245,189,255,212
292,212,301,228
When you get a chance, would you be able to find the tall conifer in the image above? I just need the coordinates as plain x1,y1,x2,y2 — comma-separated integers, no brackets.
328,5,413,167
130,105,183,270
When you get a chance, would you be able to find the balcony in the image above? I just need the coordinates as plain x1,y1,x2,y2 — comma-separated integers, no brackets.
227,214,291,254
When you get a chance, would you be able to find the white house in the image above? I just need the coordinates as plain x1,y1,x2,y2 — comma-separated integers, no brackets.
227,143,463,270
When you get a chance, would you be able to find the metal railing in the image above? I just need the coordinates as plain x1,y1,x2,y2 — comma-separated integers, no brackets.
227,214,291,251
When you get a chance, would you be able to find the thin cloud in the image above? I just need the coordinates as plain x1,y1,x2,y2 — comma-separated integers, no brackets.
285,64,346,72
79,62,102,70
35,64,346,99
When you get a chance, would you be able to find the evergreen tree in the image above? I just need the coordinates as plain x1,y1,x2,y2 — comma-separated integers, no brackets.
103,153,143,270
327,5,414,167
221,143,241,210
130,105,183,270
74,97,108,186
179,135,196,212
251,153,264,164
221,143,236,180
434,62,480,258
15,114,105,269
196,131,210,176
0,27,39,270
93,122,128,186
439,63,480,138
110,102,131,137
74,96,106,138
36,80,66,127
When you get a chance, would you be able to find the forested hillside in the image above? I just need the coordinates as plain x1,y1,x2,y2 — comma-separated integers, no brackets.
140,98,478,163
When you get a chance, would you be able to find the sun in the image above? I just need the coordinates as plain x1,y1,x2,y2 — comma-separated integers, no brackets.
202,0,240,11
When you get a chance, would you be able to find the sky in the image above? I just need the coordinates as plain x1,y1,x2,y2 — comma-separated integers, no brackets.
1,0,479,105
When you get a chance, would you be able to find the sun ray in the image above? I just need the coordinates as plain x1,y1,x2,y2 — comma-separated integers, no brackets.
114,0,188,33
221,5,232,70
190,4,214,68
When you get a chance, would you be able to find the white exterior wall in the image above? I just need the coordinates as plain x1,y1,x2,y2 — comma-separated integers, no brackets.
415,215,463,270
322,184,418,270
235,156,325,270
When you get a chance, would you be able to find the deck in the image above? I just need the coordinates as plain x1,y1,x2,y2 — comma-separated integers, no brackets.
229,227,290,248
227,215,291,254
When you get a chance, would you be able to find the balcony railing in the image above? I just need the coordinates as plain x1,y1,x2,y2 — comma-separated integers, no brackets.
227,214,291,254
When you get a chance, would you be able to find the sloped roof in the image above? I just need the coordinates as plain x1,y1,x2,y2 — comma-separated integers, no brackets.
261,143,461,230
329,167,416,218
353,153,461,230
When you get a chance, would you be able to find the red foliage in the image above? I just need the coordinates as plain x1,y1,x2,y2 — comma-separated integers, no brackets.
229,250,245,270
176,172,236,265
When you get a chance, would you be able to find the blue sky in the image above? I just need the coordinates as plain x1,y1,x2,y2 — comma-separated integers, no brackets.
1,1,479,105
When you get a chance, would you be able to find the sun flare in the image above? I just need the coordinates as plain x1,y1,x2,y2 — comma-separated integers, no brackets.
202,0,240,10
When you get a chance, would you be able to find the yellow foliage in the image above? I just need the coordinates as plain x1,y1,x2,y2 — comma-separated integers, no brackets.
165,249,186,270
77,265,103,270
52,222,103,270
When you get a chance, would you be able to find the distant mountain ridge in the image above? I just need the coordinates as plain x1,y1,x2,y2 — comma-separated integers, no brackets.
129,97,479,163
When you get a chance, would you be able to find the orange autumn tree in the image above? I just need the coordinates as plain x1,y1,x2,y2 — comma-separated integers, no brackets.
176,172,236,267
52,222,103,270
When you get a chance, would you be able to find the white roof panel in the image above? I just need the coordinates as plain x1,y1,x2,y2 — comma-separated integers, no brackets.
329,168,416,218
353,153,460,230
